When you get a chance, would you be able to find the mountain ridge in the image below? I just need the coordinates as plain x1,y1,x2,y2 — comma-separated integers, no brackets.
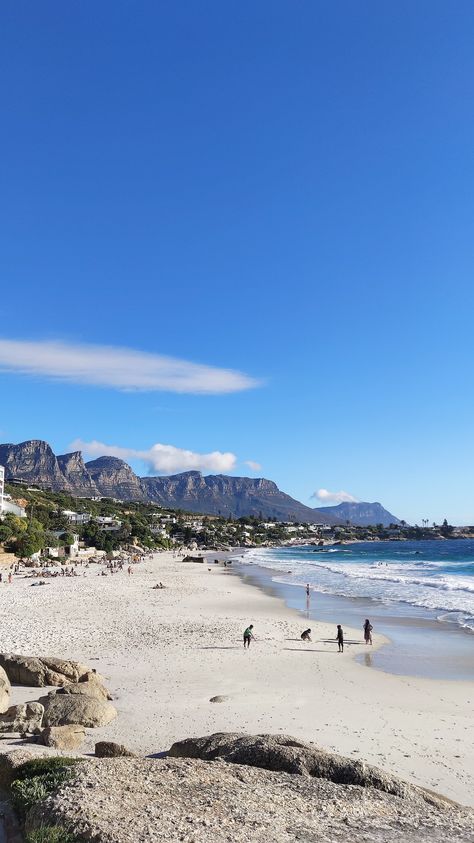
0,440,402,525
0,440,339,524
314,500,401,527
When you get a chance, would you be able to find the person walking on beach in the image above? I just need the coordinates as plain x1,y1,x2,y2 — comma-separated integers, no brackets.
306,583,310,598
336,624,344,653
243,624,254,648
301,628,312,642
364,618,373,645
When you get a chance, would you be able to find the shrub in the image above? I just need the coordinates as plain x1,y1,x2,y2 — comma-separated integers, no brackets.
11,757,78,820
25,826,77,843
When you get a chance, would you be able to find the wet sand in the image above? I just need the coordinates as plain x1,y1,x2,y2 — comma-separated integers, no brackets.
238,560,474,681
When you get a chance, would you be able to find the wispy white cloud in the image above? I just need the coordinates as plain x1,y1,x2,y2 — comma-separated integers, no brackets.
244,460,262,472
0,338,259,394
70,438,238,474
312,488,359,504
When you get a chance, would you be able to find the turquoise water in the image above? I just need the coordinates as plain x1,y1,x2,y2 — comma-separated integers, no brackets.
244,539,474,633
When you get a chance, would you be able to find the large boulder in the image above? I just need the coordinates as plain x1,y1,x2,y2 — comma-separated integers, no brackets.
56,678,111,701
37,693,117,728
169,732,416,800
0,665,11,713
25,756,474,843
0,702,44,735
40,725,86,750
0,653,94,687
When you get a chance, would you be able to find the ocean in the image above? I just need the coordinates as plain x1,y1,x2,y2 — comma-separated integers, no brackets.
244,539,474,633
238,539,474,680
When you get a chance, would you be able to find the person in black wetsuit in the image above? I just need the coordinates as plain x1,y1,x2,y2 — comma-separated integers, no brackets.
364,618,373,645
336,624,344,653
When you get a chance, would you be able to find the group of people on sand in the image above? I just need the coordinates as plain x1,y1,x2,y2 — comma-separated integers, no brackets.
242,617,374,653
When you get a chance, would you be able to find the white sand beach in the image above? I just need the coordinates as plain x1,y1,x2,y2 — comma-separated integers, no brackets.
1,551,473,807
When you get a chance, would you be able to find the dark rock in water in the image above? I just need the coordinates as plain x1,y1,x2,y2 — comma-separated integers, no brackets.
25,753,474,843
95,741,136,758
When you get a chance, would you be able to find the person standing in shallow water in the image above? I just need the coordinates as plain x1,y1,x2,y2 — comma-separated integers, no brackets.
336,624,344,652
364,618,373,645
243,624,254,648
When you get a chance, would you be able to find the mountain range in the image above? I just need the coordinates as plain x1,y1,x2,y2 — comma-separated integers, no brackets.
0,440,401,526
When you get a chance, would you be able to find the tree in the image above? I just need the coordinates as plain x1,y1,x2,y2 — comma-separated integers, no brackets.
440,518,454,537
14,520,46,558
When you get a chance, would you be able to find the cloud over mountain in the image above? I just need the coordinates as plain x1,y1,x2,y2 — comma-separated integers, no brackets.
312,488,359,504
70,438,238,474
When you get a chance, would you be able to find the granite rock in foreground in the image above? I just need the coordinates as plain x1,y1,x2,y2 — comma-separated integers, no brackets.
26,754,474,843
169,732,421,800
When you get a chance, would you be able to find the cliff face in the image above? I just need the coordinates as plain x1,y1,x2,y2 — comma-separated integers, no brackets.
141,472,336,523
85,456,146,501
0,439,340,523
57,452,99,496
0,440,70,491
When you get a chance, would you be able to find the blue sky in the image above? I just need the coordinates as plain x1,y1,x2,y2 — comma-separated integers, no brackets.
1,1,474,524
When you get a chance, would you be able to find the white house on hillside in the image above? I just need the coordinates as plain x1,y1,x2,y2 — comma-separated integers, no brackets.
0,466,26,518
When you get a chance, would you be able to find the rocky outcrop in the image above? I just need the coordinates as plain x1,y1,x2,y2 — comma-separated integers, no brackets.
85,456,146,500
25,754,474,843
0,653,94,687
38,692,117,727
169,732,416,798
0,702,44,735
40,724,86,750
0,665,11,713
56,451,99,495
0,440,68,490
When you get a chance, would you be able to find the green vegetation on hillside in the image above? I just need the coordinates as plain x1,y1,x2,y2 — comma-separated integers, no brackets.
1,483,470,559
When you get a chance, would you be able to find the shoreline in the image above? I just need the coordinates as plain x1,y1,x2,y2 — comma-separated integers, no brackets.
236,556,474,682
1,550,473,806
